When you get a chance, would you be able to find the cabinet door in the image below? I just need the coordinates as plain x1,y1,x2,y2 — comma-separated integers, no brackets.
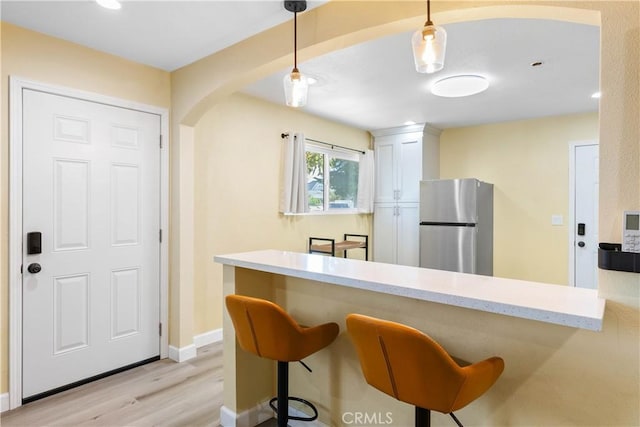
398,137,422,203
374,139,396,203
396,203,420,266
373,203,397,264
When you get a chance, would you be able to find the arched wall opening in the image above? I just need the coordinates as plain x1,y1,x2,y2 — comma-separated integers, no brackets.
170,3,639,425
169,0,637,387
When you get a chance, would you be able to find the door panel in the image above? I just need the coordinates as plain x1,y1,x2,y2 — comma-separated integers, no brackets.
420,225,477,273
373,204,397,264
111,268,141,339
53,274,89,354
574,144,599,289
398,138,421,202
396,204,419,267
53,159,90,250
111,163,141,246
374,141,395,203
22,89,161,398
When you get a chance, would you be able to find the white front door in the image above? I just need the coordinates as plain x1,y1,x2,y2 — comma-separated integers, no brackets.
573,143,599,289
22,89,161,399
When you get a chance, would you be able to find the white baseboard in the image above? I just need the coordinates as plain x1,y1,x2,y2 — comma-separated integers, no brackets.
220,402,272,427
220,401,328,427
194,328,222,348
1,393,9,413
168,343,197,363
168,328,222,363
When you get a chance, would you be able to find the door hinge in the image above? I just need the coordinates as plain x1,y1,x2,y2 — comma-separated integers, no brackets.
159,323,162,336
160,135,163,149
159,229,162,243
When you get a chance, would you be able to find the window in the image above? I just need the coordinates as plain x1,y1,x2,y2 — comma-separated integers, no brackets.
306,144,359,212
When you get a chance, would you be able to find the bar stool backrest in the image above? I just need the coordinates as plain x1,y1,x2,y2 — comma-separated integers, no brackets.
346,313,504,414
226,294,340,363
226,295,303,361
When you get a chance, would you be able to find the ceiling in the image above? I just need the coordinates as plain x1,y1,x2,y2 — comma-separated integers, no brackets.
1,2,600,131
244,18,600,130
1,0,327,71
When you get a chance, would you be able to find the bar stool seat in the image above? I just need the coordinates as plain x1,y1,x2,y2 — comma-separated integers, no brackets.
346,313,504,427
226,295,339,427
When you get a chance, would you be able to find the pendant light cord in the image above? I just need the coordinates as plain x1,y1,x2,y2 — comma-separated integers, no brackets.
293,11,298,71
426,0,433,26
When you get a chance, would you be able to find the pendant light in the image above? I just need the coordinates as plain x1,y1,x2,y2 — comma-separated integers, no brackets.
411,0,447,74
283,0,309,108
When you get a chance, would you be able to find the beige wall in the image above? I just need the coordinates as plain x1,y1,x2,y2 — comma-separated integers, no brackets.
0,23,171,394
194,92,371,334
440,112,599,284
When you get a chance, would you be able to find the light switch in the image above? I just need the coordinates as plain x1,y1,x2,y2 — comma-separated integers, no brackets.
551,215,563,226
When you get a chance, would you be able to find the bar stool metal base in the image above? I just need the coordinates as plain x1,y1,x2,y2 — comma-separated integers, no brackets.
270,361,319,427
415,406,464,427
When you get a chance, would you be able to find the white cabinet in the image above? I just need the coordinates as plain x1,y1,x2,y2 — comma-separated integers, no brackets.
374,132,422,203
372,127,423,267
373,203,419,266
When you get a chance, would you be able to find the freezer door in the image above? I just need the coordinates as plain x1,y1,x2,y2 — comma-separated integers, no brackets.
419,225,477,273
420,179,478,223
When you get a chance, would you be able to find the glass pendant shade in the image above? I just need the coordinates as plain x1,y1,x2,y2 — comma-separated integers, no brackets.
411,24,447,73
283,69,309,108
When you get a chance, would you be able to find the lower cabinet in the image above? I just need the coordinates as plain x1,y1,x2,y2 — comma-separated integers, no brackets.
373,202,419,266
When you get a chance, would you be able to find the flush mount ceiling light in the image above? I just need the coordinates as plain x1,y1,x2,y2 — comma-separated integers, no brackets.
283,0,309,108
411,0,447,73
96,0,121,10
431,75,489,98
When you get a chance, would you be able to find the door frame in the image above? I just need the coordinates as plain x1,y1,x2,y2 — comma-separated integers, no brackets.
8,76,170,409
567,140,598,287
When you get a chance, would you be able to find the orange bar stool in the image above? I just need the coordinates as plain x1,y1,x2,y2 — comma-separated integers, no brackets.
346,314,504,427
226,295,339,427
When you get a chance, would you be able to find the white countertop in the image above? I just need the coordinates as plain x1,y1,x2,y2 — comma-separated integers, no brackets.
214,250,605,331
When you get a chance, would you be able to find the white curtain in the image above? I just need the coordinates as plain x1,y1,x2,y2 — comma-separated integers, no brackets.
279,132,309,214
356,149,375,213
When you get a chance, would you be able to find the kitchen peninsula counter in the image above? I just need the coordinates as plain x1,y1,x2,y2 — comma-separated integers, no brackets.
215,249,605,331
216,250,624,427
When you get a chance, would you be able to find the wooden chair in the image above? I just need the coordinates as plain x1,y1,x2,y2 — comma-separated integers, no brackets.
308,234,368,260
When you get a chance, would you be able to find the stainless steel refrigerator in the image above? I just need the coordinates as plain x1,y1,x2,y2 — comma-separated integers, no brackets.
419,178,493,275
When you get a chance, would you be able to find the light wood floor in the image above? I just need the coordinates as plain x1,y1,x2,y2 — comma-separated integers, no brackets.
1,342,224,427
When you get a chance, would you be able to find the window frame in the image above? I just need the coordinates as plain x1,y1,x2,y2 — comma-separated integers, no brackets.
306,143,360,214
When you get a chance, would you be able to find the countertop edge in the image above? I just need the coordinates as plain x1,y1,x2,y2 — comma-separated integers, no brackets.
214,251,605,332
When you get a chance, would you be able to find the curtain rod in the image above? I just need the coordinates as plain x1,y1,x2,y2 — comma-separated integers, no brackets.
281,133,365,155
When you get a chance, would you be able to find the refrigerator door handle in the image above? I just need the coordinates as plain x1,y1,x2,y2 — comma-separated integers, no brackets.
419,221,476,227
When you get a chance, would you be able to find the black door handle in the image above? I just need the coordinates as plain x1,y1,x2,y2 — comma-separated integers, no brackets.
578,241,586,248
27,263,42,274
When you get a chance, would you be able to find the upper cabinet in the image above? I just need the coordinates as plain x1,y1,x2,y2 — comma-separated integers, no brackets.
373,129,423,203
